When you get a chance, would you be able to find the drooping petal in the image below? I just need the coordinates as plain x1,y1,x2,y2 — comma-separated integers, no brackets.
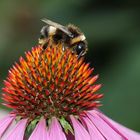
70,115,90,140
0,114,15,138
95,110,140,140
4,118,28,140
81,116,105,140
49,117,66,140
87,112,125,140
109,120,140,140
29,118,49,140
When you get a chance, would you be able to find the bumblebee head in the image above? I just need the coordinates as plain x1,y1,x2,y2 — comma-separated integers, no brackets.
67,24,88,56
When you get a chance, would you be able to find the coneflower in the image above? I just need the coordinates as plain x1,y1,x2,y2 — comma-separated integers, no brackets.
0,44,140,140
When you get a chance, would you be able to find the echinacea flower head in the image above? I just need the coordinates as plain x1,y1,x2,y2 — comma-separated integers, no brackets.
0,44,140,140
2,44,102,119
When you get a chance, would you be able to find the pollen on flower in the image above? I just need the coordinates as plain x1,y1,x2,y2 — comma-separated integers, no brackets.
2,44,103,120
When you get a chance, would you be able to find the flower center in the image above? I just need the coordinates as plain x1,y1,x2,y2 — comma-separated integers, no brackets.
2,44,103,120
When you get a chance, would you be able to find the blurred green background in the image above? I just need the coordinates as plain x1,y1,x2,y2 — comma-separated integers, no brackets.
0,0,140,131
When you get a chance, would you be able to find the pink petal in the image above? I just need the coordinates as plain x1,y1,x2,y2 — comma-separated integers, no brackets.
109,120,140,140
95,110,140,140
70,115,90,140
87,112,125,140
4,118,28,140
0,114,15,138
29,118,49,140
49,117,66,140
81,116,105,140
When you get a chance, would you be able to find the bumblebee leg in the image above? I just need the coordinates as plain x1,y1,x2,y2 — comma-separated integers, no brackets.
42,43,48,50
77,50,85,59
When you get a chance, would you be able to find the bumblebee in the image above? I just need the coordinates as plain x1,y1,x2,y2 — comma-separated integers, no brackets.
39,19,88,57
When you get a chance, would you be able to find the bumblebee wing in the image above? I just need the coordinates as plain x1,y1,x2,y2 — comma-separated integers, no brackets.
41,18,73,37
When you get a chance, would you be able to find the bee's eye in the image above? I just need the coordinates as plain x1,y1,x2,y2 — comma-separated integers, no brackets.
75,42,85,55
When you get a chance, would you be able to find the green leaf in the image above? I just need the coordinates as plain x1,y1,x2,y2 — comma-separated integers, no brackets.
26,118,40,136
59,117,74,134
